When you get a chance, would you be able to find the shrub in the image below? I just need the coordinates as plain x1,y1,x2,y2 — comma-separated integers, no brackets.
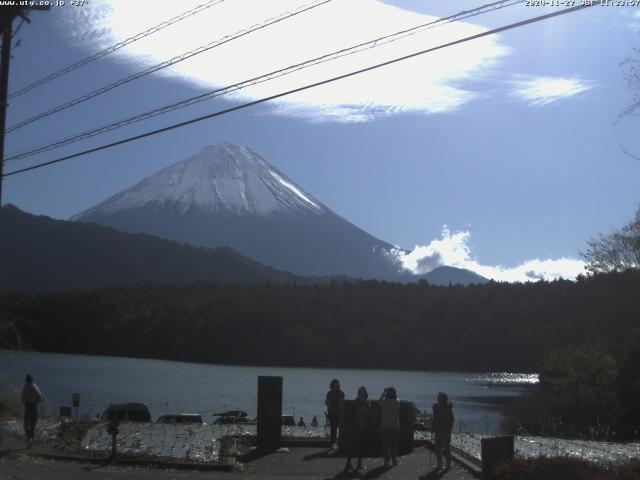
505,343,620,439
494,457,640,480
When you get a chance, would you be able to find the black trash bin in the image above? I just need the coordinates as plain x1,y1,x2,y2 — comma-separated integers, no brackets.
398,400,416,454
338,399,415,456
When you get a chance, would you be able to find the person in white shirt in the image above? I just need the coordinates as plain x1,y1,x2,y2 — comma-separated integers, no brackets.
378,387,400,467
21,374,42,445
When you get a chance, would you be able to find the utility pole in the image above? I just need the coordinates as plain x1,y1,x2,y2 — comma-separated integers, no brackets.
0,21,11,206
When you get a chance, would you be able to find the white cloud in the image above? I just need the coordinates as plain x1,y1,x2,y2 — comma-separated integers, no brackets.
509,75,593,106
395,226,587,283
65,0,510,122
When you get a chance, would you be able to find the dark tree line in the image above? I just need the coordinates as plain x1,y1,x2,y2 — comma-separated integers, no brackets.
1,270,639,373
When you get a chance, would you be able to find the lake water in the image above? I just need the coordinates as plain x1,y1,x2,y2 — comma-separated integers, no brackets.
0,349,536,435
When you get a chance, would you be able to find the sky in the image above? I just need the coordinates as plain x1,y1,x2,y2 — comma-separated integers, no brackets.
2,0,639,282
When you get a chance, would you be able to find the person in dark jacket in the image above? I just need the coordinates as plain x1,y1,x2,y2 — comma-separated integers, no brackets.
345,386,371,471
21,374,43,446
431,391,454,471
325,378,345,448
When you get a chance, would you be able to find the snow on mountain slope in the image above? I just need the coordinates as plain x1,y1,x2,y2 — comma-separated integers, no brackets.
73,143,324,220
73,143,406,279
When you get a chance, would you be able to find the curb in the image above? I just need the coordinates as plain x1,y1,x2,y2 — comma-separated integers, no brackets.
424,439,482,478
23,451,236,472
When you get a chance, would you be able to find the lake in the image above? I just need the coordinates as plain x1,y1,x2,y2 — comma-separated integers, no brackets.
1,349,536,435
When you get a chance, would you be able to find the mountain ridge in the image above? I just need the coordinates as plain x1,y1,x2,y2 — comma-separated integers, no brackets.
0,204,311,292
2,204,487,291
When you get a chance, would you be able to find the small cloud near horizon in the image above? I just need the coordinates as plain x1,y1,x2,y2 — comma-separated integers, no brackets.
393,226,587,283
509,75,593,107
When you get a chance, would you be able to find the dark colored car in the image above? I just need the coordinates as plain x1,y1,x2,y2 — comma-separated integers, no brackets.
157,414,203,424
281,415,295,426
213,410,249,425
101,403,151,422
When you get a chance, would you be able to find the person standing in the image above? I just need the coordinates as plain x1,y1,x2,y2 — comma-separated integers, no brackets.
431,391,454,471
21,374,42,446
345,386,371,471
325,378,345,449
379,387,400,467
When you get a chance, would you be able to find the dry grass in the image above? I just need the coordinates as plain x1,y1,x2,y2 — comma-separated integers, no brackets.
0,391,22,420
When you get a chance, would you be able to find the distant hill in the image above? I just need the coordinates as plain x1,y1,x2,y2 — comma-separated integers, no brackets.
0,205,487,292
0,205,306,292
422,266,489,286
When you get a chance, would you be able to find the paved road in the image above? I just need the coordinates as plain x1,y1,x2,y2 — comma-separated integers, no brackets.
0,442,477,480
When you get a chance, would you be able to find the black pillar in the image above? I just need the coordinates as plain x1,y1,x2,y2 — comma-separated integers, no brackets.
481,435,514,480
257,375,282,450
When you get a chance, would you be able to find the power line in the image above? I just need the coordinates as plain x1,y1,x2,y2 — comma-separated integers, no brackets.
7,0,225,100
5,0,333,134
3,3,595,178
5,0,522,162
6,0,520,161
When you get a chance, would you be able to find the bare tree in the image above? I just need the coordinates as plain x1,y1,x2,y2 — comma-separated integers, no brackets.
583,206,640,273
618,46,640,159
621,47,640,120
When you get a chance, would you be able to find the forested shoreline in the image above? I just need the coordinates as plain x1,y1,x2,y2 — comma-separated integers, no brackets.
2,270,639,373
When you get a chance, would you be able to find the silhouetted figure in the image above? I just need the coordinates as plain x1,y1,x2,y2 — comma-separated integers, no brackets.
325,378,345,448
21,374,42,446
298,416,306,427
431,391,454,471
345,386,371,471
311,415,319,427
379,387,400,467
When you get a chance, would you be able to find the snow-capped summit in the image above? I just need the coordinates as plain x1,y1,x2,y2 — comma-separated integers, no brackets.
74,143,404,279
74,143,324,219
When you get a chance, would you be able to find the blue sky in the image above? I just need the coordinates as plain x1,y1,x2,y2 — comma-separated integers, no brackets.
2,0,639,281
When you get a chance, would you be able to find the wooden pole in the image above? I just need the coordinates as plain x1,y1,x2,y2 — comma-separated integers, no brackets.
0,21,12,205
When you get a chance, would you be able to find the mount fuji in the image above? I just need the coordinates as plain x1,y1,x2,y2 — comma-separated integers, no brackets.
73,143,405,279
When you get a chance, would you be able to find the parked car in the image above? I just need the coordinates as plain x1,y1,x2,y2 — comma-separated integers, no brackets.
101,403,151,422
157,414,203,424
212,410,249,425
281,415,295,426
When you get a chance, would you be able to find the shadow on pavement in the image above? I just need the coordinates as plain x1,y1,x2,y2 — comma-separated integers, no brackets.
419,467,446,480
332,464,392,480
303,448,337,461
361,464,392,479
333,468,364,479
237,448,275,464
